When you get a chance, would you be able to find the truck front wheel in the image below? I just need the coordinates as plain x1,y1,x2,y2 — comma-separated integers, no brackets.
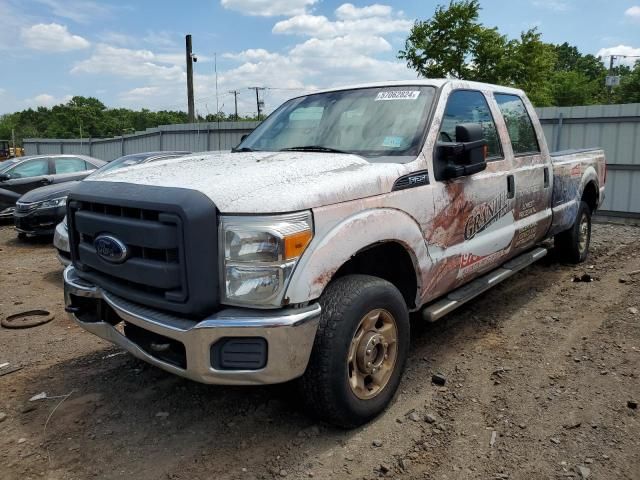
555,200,592,264
299,274,409,428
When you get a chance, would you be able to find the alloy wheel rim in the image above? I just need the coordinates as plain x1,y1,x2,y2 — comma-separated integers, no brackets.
347,308,398,400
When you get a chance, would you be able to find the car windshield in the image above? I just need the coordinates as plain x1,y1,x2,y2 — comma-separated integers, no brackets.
0,158,22,173
237,86,436,160
88,153,164,177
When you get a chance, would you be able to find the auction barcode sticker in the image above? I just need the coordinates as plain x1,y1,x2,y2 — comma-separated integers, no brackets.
375,90,420,101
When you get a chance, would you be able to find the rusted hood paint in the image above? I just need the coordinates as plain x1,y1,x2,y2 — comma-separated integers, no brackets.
86,151,406,213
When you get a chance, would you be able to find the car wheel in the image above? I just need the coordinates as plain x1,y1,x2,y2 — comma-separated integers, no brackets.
555,200,591,264
298,274,409,428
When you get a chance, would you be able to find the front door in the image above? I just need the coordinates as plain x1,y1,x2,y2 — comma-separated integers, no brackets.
0,157,53,195
424,89,515,301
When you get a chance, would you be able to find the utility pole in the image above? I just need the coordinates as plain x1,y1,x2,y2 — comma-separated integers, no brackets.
185,34,195,123
608,55,615,104
248,87,266,120
229,90,240,120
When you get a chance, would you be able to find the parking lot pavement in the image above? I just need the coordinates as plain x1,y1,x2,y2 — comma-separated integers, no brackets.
0,223,638,480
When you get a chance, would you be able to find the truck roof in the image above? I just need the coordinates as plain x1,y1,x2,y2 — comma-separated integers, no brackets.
301,79,525,98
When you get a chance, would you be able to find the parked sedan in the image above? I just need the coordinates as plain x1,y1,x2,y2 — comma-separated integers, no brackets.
50,151,190,263
0,154,105,218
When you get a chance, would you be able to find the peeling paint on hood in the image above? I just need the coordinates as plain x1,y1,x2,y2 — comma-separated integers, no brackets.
86,151,409,213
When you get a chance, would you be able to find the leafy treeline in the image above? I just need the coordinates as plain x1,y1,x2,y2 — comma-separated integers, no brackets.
0,97,257,145
399,0,640,106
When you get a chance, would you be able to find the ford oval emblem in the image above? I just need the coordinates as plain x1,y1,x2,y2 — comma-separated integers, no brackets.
94,234,129,263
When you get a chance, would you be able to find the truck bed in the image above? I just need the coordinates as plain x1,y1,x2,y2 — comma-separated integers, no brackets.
548,147,606,237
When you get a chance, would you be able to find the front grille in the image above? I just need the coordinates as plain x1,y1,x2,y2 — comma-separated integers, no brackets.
70,200,188,304
67,181,220,317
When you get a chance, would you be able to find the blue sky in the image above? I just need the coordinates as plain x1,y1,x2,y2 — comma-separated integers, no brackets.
0,0,639,116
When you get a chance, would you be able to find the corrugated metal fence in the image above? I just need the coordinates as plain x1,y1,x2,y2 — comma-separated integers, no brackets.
23,121,260,162
537,103,640,220
23,104,640,219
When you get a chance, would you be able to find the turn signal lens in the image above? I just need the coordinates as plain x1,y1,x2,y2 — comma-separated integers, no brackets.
284,230,312,260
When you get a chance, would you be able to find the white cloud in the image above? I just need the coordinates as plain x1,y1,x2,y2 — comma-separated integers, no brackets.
532,0,570,11
35,0,114,24
220,0,317,17
625,6,640,22
21,23,90,52
290,34,392,57
71,44,184,81
106,3,414,116
273,12,412,38
25,93,73,108
597,45,640,67
335,3,392,20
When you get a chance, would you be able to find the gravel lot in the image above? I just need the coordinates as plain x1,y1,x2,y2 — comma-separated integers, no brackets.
0,222,639,480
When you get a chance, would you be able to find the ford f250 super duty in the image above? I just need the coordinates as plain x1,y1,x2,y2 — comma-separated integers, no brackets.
63,80,606,427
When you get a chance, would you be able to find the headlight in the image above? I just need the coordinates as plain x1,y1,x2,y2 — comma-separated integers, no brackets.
40,197,67,208
220,211,313,307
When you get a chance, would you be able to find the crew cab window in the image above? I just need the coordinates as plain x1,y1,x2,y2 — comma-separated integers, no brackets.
55,157,90,174
9,159,50,178
439,90,502,160
494,94,540,155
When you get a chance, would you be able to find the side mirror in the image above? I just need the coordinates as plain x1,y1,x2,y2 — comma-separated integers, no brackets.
434,123,488,181
240,134,248,142
0,173,9,182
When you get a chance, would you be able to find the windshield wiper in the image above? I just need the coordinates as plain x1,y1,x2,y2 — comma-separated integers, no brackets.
280,146,349,154
232,146,258,152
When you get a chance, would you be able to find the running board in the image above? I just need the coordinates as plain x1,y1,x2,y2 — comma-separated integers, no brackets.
422,247,548,322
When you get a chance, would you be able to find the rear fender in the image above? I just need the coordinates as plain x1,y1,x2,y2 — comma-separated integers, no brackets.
549,165,598,237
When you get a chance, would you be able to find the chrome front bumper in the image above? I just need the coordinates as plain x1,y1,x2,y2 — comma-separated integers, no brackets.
63,266,320,385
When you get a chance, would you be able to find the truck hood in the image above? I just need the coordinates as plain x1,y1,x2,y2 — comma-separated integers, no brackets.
86,151,410,213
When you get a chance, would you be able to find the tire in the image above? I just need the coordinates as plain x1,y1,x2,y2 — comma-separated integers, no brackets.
298,274,410,428
17,232,27,240
554,200,591,264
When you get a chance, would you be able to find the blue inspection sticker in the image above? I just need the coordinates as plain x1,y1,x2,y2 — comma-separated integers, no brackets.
382,136,403,148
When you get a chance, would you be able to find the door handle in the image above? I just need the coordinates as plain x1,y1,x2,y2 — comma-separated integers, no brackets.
543,167,550,188
507,175,515,199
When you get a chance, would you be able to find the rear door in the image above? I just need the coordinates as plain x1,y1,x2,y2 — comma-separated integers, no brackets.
493,93,551,254
52,157,97,184
425,88,515,298
0,157,53,195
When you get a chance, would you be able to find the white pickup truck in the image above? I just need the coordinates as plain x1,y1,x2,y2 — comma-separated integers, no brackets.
63,80,606,427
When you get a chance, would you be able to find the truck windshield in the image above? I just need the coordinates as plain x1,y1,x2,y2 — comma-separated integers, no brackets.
237,86,436,159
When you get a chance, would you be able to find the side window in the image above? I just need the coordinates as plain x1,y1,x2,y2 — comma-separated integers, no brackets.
9,159,50,178
440,90,502,159
494,94,540,155
54,157,89,174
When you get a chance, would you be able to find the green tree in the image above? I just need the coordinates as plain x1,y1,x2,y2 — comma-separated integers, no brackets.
614,62,640,103
399,1,557,105
399,0,483,79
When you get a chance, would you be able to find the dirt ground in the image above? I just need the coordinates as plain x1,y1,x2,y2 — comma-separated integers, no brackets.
0,222,638,480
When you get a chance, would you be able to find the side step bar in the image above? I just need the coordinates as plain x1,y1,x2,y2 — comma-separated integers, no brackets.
422,247,548,322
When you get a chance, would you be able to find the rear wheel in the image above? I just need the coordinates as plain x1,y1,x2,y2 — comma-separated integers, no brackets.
555,200,591,264
298,274,409,428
